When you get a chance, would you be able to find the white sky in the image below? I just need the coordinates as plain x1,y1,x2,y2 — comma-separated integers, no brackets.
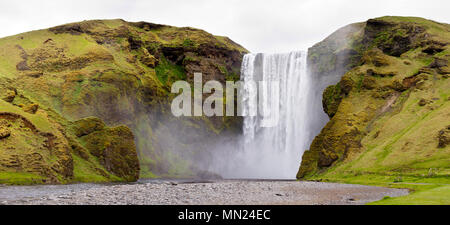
0,0,449,53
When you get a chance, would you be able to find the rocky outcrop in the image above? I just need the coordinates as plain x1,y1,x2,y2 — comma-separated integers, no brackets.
76,121,140,181
2,90,16,103
71,117,139,181
298,16,450,180
438,126,450,148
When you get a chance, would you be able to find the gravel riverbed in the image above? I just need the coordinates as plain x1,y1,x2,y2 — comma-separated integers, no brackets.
0,180,408,205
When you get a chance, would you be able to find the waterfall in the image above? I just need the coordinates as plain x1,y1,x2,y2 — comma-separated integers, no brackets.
228,51,314,179
209,50,337,179
239,51,311,179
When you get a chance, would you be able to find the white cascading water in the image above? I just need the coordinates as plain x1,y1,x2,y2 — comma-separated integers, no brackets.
210,50,338,179
228,51,314,179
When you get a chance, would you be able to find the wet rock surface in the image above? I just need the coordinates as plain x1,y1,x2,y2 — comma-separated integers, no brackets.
0,180,408,205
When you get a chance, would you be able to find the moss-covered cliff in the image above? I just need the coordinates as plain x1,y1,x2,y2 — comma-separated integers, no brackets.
0,19,247,184
297,17,450,189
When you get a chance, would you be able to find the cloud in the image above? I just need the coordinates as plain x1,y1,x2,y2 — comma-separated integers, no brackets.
0,0,448,52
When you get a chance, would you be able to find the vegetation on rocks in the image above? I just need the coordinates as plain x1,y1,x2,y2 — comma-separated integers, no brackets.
298,16,450,204
0,19,247,184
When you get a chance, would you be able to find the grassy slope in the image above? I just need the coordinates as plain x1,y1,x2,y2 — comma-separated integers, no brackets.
0,20,143,184
0,99,122,184
301,16,450,204
0,19,246,183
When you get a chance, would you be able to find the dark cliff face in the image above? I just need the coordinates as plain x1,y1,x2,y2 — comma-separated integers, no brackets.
0,19,247,184
298,16,450,180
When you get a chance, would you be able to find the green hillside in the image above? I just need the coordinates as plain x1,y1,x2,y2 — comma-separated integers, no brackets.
298,16,450,204
0,19,246,184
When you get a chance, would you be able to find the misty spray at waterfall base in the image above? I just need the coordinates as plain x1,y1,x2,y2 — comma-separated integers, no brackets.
208,51,334,179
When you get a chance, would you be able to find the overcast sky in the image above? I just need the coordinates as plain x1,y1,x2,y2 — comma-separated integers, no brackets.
0,0,449,53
